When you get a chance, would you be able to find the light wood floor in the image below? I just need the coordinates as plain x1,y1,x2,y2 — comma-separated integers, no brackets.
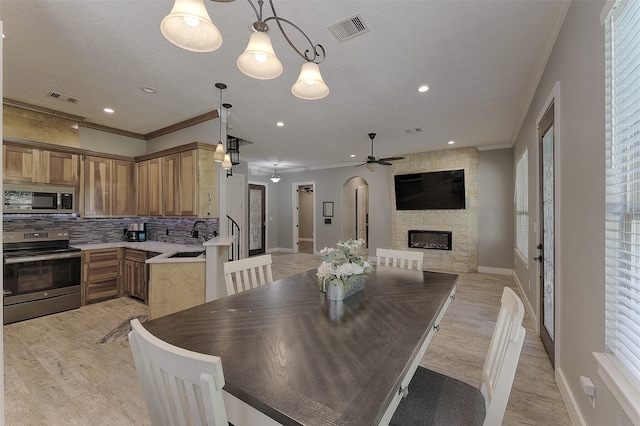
3,252,572,425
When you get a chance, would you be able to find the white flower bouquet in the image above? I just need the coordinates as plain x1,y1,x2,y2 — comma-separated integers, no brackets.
316,238,374,292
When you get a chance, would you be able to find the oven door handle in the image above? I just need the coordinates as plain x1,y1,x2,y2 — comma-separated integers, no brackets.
4,251,82,264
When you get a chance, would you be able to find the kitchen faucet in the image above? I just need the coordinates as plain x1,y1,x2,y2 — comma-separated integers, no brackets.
191,220,209,240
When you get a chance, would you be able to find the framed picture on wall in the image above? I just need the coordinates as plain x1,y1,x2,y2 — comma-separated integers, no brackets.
323,201,334,217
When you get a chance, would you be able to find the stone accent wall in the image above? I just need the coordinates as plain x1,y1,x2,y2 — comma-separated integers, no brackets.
391,147,479,272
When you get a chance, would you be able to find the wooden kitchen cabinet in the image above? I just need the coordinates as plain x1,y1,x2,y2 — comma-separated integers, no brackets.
124,248,148,302
42,150,79,185
3,143,79,185
83,155,134,217
135,160,149,216
148,157,162,216
162,153,180,216
179,149,197,217
82,248,122,305
113,160,135,216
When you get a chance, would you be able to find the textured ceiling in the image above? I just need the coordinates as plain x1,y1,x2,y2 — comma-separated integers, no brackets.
1,0,566,174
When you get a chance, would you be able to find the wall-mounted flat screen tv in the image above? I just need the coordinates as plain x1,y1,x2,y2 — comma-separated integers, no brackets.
394,169,466,210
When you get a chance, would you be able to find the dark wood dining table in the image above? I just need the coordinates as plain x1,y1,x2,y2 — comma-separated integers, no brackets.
143,266,458,426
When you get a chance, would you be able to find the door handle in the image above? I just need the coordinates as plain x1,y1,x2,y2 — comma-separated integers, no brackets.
534,256,543,262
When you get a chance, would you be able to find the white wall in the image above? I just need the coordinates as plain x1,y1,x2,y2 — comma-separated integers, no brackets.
146,119,218,153
478,148,514,270
512,1,633,423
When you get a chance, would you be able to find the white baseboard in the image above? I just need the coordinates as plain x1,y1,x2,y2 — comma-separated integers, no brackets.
478,266,513,275
268,247,295,253
557,368,586,426
512,271,539,335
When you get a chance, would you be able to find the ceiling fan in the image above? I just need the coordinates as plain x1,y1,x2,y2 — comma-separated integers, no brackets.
356,133,405,170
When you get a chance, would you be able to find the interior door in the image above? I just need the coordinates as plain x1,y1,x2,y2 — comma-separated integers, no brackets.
249,184,266,256
537,103,555,366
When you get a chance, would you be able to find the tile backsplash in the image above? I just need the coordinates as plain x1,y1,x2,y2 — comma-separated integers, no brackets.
3,215,220,245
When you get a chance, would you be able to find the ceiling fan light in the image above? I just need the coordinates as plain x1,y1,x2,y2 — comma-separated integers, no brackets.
270,174,281,183
365,162,379,171
161,0,222,52
291,62,329,100
213,141,225,162
237,31,283,80
221,153,232,170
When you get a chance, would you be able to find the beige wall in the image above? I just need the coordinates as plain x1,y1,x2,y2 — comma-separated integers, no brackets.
391,147,479,273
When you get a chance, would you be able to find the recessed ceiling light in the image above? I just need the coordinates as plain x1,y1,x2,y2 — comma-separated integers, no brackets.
276,121,285,127
418,85,429,93
140,87,157,94
448,140,455,145
350,154,356,158
103,108,115,114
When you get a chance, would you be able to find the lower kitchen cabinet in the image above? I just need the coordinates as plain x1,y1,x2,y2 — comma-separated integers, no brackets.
124,248,148,303
82,248,122,305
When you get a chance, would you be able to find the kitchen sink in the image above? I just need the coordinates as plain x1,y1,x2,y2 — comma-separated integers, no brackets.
167,251,205,258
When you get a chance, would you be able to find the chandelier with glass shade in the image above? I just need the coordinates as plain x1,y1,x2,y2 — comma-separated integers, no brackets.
161,0,329,100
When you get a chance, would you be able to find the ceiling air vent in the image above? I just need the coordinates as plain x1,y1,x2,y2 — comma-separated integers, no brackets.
405,128,423,134
47,91,79,104
328,13,369,42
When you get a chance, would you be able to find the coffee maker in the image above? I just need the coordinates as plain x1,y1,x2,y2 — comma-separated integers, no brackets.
126,222,147,242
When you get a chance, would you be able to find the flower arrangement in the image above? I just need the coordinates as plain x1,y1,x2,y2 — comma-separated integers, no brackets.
316,238,374,291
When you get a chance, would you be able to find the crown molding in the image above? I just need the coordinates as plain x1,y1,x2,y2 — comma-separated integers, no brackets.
510,0,571,145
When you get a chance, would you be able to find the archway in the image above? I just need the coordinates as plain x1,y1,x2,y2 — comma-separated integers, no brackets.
342,177,369,247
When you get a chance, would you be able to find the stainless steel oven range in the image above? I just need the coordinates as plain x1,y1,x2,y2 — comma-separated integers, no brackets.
3,230,81,325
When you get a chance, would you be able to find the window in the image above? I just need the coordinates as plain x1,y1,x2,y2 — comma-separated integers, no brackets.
515,148,529,262
601,0,640,419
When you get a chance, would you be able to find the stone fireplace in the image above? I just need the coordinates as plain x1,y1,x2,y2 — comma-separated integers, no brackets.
391,147,478,272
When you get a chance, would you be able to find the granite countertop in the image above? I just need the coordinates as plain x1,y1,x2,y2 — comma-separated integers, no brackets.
71,241,206,263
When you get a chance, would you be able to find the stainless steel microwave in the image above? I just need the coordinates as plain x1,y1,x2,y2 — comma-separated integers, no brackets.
3,184,77,214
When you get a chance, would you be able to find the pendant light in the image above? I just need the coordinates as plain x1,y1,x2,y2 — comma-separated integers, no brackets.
270,164,281,183
213,83,226,162
237,29,283,80
161,0,222,52
221,103,233,171
291,62,329,100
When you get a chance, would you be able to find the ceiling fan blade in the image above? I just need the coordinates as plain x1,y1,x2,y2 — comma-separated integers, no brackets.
378,160,392,166
379,156,405,161
354,163,366,167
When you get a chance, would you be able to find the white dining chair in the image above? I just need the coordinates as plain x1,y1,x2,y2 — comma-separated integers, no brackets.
390,286,526,426
128,318,229,426
375,248,424,270
223,254,274,295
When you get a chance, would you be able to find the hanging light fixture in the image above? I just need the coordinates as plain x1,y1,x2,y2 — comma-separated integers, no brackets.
270,164,281,183
291,62,329,100
163,0,328,99
213,82,227,162
221,103,233,172
161,0,223,52
236,0,328,99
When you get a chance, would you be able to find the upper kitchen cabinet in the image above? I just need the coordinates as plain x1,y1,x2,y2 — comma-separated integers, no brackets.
43,150,79,185
83,155,135,217
135,143,218,218
3,143,79,186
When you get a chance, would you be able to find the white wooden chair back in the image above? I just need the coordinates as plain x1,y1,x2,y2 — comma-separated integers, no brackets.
375,248,424,270
128,319,228,426
480,286,526,426
224,254,274,295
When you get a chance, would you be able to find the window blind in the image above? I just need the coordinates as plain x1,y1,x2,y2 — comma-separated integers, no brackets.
604,0,640,388
515,149,529,260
